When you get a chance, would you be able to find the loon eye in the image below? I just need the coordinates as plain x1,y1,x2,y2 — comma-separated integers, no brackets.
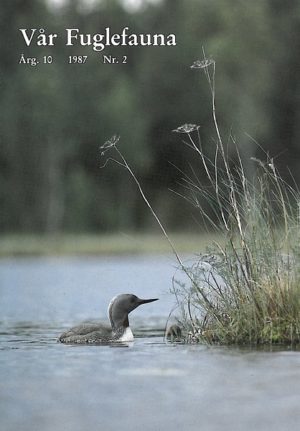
130,295,138,304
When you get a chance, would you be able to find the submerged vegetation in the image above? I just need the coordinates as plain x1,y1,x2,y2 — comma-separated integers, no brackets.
101,54,300,346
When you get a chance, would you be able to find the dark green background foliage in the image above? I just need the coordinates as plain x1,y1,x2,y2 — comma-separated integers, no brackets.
1,0,299,233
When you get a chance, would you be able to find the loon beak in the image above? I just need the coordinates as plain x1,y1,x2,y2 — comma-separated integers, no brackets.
138,297,159,305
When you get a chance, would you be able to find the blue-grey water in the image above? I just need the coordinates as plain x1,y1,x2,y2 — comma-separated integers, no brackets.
1,256,300,431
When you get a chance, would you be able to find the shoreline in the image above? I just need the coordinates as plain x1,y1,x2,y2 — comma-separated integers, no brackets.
0,232,220,258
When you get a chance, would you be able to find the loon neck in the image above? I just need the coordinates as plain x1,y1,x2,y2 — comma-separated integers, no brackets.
112,325,134,342
108,295,130,331
110,315,129,331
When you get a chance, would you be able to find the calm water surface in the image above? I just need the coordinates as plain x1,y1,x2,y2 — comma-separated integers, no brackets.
1,256,300,431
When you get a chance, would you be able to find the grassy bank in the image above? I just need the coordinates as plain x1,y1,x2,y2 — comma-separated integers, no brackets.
0,232,221,257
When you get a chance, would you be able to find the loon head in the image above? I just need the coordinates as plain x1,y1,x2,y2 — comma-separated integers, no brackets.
108,294,158,331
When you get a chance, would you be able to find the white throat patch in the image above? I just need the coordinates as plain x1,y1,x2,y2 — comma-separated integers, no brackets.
119,327,134,342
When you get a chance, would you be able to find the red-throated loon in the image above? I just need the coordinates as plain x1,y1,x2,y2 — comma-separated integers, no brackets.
58,294,158,344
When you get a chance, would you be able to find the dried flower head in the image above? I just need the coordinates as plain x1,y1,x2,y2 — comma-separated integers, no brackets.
173,124,200,134
99,135,120,155
190,59,214,69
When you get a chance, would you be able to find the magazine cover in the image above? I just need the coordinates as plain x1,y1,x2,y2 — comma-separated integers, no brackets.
1,1,300,430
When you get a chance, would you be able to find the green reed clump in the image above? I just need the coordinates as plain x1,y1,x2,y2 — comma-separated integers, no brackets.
172,55,300,345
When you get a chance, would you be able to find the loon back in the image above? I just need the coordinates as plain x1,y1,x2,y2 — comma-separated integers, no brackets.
58,323,132,344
